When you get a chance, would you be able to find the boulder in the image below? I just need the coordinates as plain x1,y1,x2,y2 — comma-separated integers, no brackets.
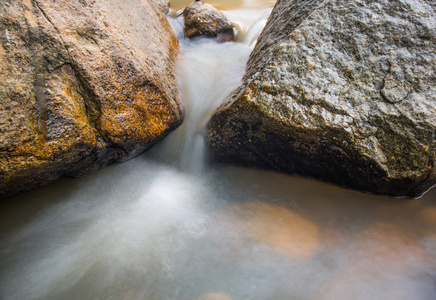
155,0,170,13
0,0,183,199
183,0,234,40
206,0,436,197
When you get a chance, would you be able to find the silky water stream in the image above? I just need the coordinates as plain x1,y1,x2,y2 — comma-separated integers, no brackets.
1,1,436,300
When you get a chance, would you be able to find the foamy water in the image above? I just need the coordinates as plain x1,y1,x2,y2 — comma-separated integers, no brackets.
0,1,435,299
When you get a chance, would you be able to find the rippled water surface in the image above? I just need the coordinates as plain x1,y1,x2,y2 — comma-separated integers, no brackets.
0,1,435,299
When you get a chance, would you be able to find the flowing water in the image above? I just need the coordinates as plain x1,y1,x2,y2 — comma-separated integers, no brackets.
1,1,436,300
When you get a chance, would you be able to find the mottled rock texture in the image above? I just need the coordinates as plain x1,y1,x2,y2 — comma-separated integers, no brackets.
183,0,234,40
0,0,183,199
155,0,170,13
207,0,436,197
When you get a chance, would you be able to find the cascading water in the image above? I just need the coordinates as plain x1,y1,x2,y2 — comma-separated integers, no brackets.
157,4,272,174
0,1,435,300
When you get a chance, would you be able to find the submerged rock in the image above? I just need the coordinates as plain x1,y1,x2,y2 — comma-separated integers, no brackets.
207,0,436,197
0,0,183,199
183,0,234,40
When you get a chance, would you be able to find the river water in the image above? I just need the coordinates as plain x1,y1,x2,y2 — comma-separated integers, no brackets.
1,1,436,300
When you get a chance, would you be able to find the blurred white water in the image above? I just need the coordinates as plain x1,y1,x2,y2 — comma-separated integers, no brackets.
159,7,271,173
0,1,436,300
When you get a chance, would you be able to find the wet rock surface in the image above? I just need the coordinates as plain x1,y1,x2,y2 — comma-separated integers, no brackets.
0,0,183,199
155,0,171,13
207,0,436,197
183,0,234,40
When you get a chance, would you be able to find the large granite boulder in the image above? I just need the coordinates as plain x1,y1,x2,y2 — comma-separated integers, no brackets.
183,0,234,40
207,0,436,197
0,0,183,199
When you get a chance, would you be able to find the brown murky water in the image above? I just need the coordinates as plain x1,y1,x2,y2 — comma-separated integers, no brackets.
0,1,435,299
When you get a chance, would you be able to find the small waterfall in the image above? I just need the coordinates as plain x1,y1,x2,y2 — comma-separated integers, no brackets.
157,7,272,174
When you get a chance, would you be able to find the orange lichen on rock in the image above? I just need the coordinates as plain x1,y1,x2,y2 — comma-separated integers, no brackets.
0,0,183,199
99,73,175,145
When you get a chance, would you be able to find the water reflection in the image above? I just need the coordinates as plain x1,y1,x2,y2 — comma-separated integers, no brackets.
0,159,435,300
314,224,435,300
226,202,320,259
421,206,436,227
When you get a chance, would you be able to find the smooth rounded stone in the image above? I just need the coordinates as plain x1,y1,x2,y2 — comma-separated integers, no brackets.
194,293,232,300
183,0,234,40
206,0,436,197
0,0,183,199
